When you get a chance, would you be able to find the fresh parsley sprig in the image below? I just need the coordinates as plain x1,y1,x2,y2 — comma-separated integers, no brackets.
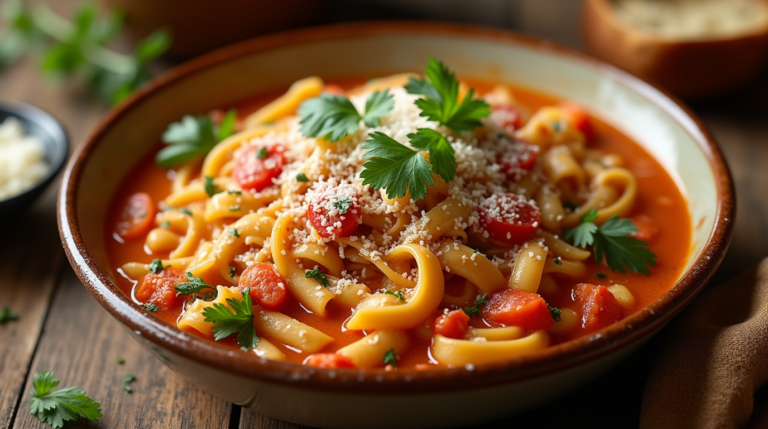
0,1,170,105
564,208,657,274
174,272,216,296
382,348,398,367
464,294,488,317
29,371,102,429
155,109,237,168
0,306,18,324
360,132,434,201
202,288,258,350
405,58,491,133
408,128,456,183
298,90,394,142
305,268,329,288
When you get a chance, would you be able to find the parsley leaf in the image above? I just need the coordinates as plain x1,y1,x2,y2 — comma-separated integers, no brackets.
202,288,258,350
295,172,309,182
304,268,329,288
255,147,268,159
123,373,135,384
29,370,102,429
227,189,242,195
141,303,158,312
156,109,237,168
405,58,490,133
464,294,488,317
563,209,599,248
159,221,170,229
117,358,125,365
384,290,405,302
360,131,433,201
298,91,394,142
596,273,607,279
408,128,456,183
362,89,395,127
228,228,240,238
0,306,18,324
203,175,220,197
333,197,352,214
564,210,657,274
148,259,165,274
174,272,216,296
382,348,398,367
549,306,561,322
229,266,236,277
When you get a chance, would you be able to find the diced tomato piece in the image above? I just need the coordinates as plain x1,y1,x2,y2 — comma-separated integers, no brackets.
497,142,539,178
115,192,156,240
492,104,524,131
304,353,356,369
483,287,554,330
308,187,360,238
322,84,345,95
573,283,622,333
135,268,186,311
478,194,541,245
433,309,470,339
559,102,595,141
238,263,287,311
629,214,659,242
231,144,286,191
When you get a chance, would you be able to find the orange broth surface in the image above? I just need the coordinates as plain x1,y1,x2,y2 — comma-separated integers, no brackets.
105,77,691,367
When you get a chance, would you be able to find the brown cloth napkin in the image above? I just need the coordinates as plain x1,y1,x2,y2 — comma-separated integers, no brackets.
641,258,768,429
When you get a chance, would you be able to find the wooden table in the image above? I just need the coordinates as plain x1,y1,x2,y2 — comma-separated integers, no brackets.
2,3,768,429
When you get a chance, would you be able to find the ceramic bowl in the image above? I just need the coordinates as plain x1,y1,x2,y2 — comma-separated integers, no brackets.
58,22,734,429
0,100,68,221
582,0,768,99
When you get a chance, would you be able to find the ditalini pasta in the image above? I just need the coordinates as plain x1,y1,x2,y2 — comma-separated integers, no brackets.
107,60,691,370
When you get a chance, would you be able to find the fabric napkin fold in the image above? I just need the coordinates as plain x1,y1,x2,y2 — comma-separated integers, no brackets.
641,258,768,429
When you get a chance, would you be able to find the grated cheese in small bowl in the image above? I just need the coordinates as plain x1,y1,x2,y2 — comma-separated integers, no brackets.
0,117,49,201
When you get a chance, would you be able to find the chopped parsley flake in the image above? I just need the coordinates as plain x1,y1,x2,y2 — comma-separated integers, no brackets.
255,147,269,159
304,268,329,288
384,290,405,301
464,294,488,317
382,348,397,367
549,306,562,322
333,197,352,214
148,259,165,274
141,303,158,312
295,172,309,182
229,228,240,238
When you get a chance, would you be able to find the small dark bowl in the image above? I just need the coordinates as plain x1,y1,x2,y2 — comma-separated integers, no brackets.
0,100,69,220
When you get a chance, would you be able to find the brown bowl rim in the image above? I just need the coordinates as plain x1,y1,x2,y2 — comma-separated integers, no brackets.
58,20,735,394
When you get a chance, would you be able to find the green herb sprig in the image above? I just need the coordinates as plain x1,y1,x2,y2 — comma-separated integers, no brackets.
174,272,216,296
564,208,657,274
382,348,398,367
202,288,258,350
0,306,18,324
298,90,394,142
155,109,236,167
464,294,488,317
29,371,102,428
305,268,329,288
0,1,170,105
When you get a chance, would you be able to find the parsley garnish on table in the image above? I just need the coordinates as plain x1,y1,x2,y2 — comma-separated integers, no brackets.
202,288,258,351
174,272,216,296
155,109,237,167
564,208,657,274
0,1,170,104
0,306,18,324
405,58,491,133
29,371,102,428
298,89,394,141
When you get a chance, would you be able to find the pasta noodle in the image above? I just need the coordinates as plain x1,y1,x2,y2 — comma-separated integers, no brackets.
106,69,687,370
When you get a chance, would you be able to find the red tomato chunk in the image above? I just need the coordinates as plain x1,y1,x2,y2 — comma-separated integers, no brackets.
115,192,156,240
478,194,541,245
304,353,356,369
308,187,360,238
492,104,524,131
433,309,470,339
135,268,186,311
483,287,554,331
232,144,286,191
238,263,287,311
573,283,621,333
629,214,659,243
498,142,539,178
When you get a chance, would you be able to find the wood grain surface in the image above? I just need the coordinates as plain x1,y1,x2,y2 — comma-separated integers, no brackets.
1,0,767,428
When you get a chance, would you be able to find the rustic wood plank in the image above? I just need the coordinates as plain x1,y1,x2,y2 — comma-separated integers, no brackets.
12,269,233,429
